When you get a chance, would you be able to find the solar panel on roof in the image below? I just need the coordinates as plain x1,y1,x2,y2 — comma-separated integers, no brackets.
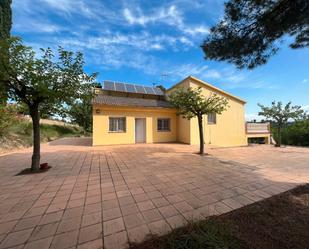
125,84,136,93
135,85,146,94
154,87,164,95
103,80,165,96
115,82,126,92
144,86,156,95
104,81,115,91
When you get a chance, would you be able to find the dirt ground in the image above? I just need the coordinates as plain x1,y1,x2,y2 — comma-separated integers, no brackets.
130,184,309,249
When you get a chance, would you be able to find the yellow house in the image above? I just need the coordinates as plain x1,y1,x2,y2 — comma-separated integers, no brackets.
92,76,270,147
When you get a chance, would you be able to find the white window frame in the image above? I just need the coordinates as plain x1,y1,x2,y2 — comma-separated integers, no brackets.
157,118,171,132
207,113,216,124
109,117,126,132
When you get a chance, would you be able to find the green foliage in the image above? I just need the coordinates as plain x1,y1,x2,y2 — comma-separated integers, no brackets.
156,85,166,92
201,0,309,69
0,0,11,39
130,219,247,249
0,0,12,102
169,87,229,119
0,37,96,114
3,118,83,144
65,83,94,133
0,103,16,137
258,101,304,124
0,37,96,170
169,87,228,154
280,120,309,146
258,101,304,146
39,124,83,142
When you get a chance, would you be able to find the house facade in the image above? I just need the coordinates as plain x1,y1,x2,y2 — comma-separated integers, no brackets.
92,76,270,147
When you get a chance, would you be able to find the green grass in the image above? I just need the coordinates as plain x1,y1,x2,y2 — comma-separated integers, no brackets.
130,219,248,249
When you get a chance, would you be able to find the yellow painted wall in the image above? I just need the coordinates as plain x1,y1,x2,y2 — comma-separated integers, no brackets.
166,79,191,144
93,76,248,147
166,77,247,147
188,79,247,147
92,105,177,145
177,116,190,143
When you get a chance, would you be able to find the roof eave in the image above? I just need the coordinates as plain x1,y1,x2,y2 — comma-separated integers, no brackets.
92,103,175,109
167,75,247,104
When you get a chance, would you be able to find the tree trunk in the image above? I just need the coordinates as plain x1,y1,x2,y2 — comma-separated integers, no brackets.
83,120,87,135
197,115,205,154
276,125,282,147
30,105,41,171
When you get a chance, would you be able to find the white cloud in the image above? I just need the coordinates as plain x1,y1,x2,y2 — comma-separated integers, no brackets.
14,21,61,33
123,5,209,36
58,31,193,52
182,25,210,36
301,79,308,84
167,65,279,90
202,69,221,79
123,5,182,26
41,0,97,19
302,105,309,111
167,64,222,82
169,64,207,79
11,0,217,81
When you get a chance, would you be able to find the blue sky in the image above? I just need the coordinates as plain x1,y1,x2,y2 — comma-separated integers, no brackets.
12,0,309,120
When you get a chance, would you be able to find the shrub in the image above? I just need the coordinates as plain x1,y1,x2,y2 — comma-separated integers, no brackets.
281,120,309,146
0,104,17,137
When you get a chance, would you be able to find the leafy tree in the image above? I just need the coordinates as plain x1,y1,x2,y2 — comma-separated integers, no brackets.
0,37,96,171
65,83,94,134
0,0,11,39
258,101,304,147
0,0,12,103
156,85,166,92
169,87,229,154
281,119,309,146
0,103,16,137
201,0,309,69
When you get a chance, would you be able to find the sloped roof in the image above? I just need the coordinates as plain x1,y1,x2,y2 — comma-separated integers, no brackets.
167,76,246,104
92,95,174,108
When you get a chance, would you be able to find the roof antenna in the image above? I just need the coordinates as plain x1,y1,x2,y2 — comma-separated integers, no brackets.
160,72,169,84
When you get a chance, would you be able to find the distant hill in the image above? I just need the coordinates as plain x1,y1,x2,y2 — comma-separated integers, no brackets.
0,117,86,155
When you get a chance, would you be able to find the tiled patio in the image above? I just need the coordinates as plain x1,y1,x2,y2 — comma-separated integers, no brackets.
0,139,308,249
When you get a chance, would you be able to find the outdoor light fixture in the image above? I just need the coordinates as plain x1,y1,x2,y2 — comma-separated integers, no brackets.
96,109,100,114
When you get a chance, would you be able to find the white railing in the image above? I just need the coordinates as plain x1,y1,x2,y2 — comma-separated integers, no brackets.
246,122,270,134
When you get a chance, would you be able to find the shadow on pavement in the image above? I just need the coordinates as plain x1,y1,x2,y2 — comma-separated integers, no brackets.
49,137,92,146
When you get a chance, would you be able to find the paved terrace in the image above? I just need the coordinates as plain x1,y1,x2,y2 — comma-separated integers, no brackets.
0,139,308,249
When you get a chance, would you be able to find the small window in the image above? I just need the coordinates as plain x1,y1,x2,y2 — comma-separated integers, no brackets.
207,113,216,124
109,117,126,132
157,118,170,131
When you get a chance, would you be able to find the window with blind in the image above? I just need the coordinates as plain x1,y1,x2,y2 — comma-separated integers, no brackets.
207,113,216,124
157,118,170,131
109,117,126,132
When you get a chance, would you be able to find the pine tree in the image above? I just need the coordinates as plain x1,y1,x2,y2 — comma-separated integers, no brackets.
0,0,12,39
0,0,12,103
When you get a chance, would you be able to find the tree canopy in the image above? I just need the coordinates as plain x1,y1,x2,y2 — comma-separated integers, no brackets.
0,0,12,102
0,37,96,170
169,87,228,154
0,0,11,39
202,0,309,69
258,101,305,146
65,83,94,133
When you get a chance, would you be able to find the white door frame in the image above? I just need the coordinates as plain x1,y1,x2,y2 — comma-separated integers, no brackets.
135,118,146,143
